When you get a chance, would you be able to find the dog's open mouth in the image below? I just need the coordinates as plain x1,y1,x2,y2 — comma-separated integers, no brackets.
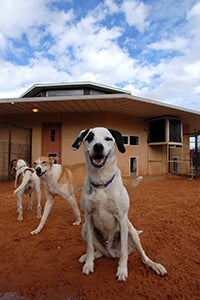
35,168,47,177
90,152,110,168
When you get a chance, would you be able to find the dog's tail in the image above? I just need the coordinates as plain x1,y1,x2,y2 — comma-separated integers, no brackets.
123,176,143,188
14,170,32,195
131,176,143,187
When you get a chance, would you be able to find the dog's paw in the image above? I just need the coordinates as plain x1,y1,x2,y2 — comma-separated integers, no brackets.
82,261,94,275
73,220,81,226
150,262,167,276
79,254,87,263
116,266,128,281
30,228,41,235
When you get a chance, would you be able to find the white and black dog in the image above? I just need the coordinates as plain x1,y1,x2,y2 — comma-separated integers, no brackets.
72,127,167,281
10,159,41,221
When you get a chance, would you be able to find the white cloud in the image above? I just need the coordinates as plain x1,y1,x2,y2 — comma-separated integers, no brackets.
148,37,189,53
122,0,150,32
105,0,120,13
0,0,49,38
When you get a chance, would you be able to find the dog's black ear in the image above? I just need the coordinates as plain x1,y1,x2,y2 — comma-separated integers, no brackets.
72,129,90,150
9,159,16,170
108,129,126,153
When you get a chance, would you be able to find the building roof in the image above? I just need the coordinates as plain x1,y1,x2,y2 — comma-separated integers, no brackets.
20,81,131,97
0,81,199,130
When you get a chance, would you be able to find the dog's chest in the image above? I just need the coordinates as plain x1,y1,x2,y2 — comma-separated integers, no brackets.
87,189,119,231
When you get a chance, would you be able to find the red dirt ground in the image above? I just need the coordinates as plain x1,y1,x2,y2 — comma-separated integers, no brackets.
0,176,199,300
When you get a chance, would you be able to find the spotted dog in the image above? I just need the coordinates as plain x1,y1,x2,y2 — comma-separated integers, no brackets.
72,127,167,281
10,159,41,221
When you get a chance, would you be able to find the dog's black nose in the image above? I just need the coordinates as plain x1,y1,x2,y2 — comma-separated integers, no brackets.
35,167,41,175
93,143,104,153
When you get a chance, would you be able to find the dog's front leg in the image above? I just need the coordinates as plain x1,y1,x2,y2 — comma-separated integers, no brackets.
116,215,128,281
82,216,95,275
35,182,42,219
30,191,54,235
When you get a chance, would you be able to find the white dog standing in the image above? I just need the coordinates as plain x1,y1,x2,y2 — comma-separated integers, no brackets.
10,159,41,221
72,127,167,281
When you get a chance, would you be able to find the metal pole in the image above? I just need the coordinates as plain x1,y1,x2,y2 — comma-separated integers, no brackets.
195,129,198,176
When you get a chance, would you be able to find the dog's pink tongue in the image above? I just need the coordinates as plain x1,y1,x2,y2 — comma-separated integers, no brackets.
94,158,104,165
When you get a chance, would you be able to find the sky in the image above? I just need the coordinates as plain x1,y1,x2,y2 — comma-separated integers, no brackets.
0,0,200,111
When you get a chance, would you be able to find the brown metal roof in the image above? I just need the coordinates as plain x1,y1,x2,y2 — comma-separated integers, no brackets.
0,93,199,129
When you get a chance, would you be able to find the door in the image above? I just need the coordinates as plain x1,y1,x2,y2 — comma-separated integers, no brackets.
172,156,179,174
42,123,61,163
130,157,137,175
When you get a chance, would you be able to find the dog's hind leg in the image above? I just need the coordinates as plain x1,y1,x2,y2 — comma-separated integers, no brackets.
30,193,54,235
27,192,33,211
79,250,102,263
16,193,23,221
128,220,167,276
64,194,81,225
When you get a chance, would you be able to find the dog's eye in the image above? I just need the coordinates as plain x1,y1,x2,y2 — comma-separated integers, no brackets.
105,137,113,141
42,161,46,164
85,131,94,143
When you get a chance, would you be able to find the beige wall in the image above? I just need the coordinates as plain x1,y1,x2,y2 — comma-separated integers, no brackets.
4,111,191,176
148,145,166,175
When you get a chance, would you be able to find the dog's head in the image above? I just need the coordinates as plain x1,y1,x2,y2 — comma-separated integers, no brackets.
9,159,29,177
72,127,125,169
10,159,17,177
33,156,55,177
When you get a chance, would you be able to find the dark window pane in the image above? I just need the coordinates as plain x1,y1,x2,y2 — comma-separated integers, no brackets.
148,119,166,143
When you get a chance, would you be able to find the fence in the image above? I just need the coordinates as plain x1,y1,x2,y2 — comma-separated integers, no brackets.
189,130,200,177
0,121,32,182
168,131,200,177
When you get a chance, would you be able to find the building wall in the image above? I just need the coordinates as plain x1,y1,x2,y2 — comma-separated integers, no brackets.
6,111,148,176
148,145,166,175
4,111,191,176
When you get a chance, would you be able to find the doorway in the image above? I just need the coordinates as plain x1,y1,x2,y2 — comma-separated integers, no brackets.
42,123,61,163
172,156,179,174
130,157,137,175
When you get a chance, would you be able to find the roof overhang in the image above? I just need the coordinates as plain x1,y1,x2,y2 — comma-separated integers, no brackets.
0,93,199,130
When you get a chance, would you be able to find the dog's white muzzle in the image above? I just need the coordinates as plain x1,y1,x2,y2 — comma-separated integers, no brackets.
88,143,110,168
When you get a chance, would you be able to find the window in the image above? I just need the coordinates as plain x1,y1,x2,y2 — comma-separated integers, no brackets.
130,136,139,146
123,135,128,145
169,119,182,143
122,135,140,146
148,118,182,144
51,129,56,141
148,119,166,143
47,89,84,96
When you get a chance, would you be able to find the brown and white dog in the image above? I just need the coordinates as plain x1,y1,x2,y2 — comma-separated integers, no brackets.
72,127,167,281
31,157,86,235
10,159,41,221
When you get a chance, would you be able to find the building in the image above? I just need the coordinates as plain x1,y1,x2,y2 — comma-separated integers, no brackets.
0,81,199,181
